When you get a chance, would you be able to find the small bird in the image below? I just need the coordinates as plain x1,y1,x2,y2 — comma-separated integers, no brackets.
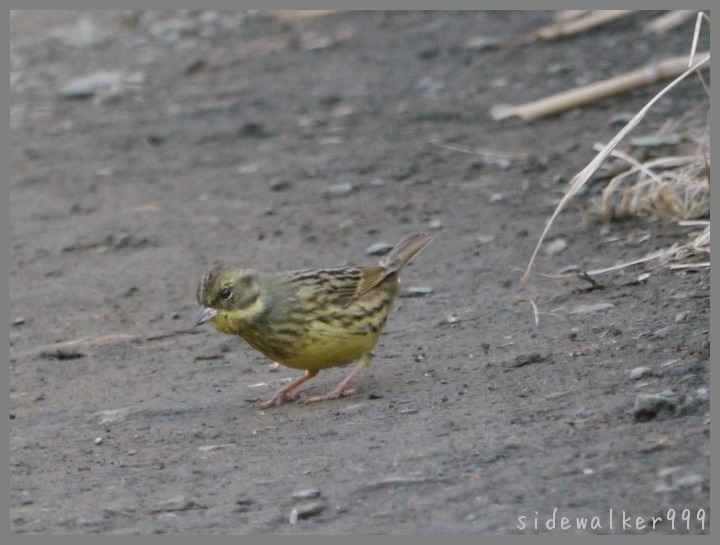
193,232,437,408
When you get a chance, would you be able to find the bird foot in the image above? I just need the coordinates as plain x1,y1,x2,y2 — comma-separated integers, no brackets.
303,387,357,404
254,390,301,409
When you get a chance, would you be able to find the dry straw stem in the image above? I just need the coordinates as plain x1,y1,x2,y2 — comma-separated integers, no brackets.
521,53,710,284
552,11,590,23
643,10,699,34
509,10,635,46
270,10,341,21
491,52,709,122
10,329,199,361
598,146,710,222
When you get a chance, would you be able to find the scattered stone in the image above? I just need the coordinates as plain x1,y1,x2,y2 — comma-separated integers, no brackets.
59,71,125,98
292,488,321,500
628,366,652,380
93,437,103,445
289,501,325,524
428,218,443,230
197,444,234,452
12,317,25,326
465,36,501,51
674,474,705,488
445,314,460,324
655,469,706,493
665,361,704,378
476,234,496,245
489,193,505,204
237,163,260,175
147,19,197,43
366,242,393,256
154,496,198,512
238,121,270,138
270,178,293,192
95,408,131,424
399,408,418,415
676,391,709,416
674,311,690,323
367,391,384,399
569,302,615,314
414,77,446,95
696,387,709,402
50,16,111,48
652,325,675,339
400,286,433,297
510,352,549,368
544,238,568,255
633,392,677,421
38,348,85,360
323,183,354,197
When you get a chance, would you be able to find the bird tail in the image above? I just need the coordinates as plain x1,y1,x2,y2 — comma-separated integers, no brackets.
380,232,438,272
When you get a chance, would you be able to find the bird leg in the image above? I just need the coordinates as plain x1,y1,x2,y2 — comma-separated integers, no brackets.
304,352,373,404
256,370,318,409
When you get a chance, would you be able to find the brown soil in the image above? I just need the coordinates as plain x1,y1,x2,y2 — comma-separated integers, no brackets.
10,11,709,534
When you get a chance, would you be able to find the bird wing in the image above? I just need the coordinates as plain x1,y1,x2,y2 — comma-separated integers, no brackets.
291,265,390,308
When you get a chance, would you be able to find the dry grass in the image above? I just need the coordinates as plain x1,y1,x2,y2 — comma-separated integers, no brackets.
598,136,709,221
522,12,710,281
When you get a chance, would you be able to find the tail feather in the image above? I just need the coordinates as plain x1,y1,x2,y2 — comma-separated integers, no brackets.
379,232,438,272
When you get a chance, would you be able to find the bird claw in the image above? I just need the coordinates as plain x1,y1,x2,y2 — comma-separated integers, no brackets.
303,387,357,404
254,390,302,409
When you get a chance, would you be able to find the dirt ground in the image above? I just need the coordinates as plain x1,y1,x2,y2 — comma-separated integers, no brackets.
10,11,710,534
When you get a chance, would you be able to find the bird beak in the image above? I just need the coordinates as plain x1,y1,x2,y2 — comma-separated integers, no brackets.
192,306,217,328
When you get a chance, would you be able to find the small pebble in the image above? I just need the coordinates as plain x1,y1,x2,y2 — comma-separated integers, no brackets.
653,326,675,339
366,242,393,256
544,238,568,255
12,317,25,326
323,183,354,198
570,302,615,314
270,179,293,192
289,501,325,524
629,366,652,380
400,286,433,297
489,193,505,204
292,488,321,500
464,36,501,51
428,218,443,230
674,474,705,488
237,163,260,175
674,311,690,323
633,393,676,421
59,71,125,98
94,437,103,445
511,352,548,368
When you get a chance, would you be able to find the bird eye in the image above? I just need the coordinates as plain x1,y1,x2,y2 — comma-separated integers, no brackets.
219,287,233,300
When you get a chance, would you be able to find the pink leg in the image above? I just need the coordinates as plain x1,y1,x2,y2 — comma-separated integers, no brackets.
256,370,318,409
304,353,373,404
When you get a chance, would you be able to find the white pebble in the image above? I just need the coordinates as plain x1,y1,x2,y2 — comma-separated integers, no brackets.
629,366,652,380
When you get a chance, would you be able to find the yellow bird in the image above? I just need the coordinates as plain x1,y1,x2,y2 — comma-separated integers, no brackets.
193,232,437,408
